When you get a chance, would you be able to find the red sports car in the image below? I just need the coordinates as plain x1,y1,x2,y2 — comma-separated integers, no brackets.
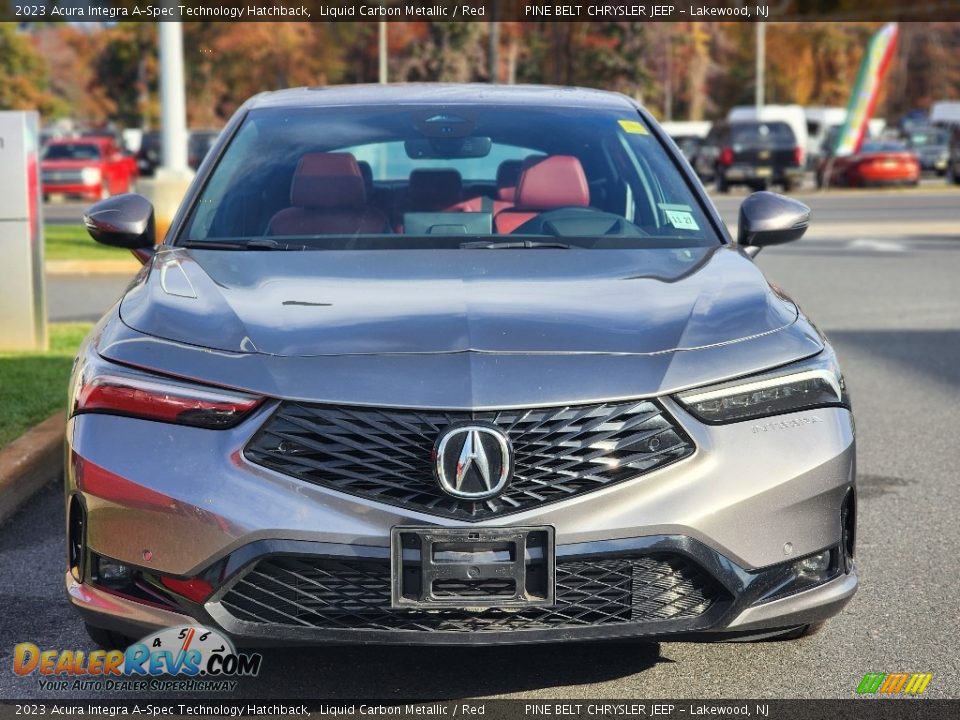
816,141,920,188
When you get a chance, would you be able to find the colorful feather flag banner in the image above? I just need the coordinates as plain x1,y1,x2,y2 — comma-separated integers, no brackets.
834,23,899,157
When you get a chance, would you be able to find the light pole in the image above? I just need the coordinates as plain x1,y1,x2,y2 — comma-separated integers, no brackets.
158,20,188,172
756,22,765,112
378,21,388,84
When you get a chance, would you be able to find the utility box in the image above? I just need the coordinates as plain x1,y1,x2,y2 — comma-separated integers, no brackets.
0,111,46,351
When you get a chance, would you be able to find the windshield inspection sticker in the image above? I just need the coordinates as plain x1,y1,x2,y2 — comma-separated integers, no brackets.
660,205,700,231
618,119,649,135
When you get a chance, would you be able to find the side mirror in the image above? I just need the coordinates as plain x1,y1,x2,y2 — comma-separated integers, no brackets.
83,194,156,261
737,191,810,250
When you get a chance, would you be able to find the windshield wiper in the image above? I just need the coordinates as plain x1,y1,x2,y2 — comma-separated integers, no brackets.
460,240,572,250
181,239,310,251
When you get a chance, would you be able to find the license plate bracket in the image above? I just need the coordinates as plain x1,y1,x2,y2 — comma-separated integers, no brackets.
391,526,555,610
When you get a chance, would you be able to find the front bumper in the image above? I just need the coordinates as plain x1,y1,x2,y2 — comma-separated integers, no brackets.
69,537,858,646
66,397,857,645
43,182,100,198
722,165,803,184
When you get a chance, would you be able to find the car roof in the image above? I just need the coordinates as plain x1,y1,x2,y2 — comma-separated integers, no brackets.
246,83,639,112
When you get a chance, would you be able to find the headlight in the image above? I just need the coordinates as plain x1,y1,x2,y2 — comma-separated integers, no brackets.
80,167,102,185
675,350,849,424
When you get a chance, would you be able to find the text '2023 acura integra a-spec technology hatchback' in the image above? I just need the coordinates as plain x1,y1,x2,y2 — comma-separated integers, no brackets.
68,85,857,648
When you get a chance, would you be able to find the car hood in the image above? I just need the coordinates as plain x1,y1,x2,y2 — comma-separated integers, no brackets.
119,246,798,357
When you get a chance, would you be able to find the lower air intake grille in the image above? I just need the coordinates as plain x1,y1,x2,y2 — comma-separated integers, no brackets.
219,554,728,633
244,400,695,521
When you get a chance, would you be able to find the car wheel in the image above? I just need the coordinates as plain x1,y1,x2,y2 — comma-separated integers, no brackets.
84,623,136,650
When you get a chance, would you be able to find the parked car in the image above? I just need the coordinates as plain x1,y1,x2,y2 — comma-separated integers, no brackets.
670,134,705,163
70,85,856,649
728,104,809,168
816,140,920,188
661,121,711,162
948,126,960,185
136,130,161,177
188,129,220,170
905,126,950,175
695,120,804,192
803,108,888,170
41,138,138,201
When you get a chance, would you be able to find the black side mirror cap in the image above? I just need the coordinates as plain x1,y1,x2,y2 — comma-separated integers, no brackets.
738,191,810,248
83,194,156,250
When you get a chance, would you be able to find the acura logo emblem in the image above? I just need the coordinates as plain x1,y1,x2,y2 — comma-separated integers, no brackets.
435,424,512,500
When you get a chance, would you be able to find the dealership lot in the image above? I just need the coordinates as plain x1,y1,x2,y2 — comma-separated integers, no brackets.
2,189,958,699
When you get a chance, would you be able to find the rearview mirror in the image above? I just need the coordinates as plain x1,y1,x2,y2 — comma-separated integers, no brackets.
737,191,810,248
83,194,156,251
404,136,492,160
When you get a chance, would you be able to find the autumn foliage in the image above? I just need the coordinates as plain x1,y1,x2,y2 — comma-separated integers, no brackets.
3,21,959,128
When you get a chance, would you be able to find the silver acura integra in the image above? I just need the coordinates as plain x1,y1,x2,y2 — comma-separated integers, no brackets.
67,85,857,648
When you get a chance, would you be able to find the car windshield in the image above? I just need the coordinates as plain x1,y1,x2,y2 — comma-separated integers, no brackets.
908,129,948,146
729,122,796,146
43,143,102,161
861,141,907,153
182,105,720,250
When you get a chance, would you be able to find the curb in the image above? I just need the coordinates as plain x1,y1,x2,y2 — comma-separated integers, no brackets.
46,259,141,276
0,412,65,523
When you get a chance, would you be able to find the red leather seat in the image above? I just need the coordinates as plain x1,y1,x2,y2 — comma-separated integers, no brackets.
268,153,388,236
494,156,590,234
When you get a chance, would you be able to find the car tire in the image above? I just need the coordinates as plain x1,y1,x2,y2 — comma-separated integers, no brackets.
85,623,136,650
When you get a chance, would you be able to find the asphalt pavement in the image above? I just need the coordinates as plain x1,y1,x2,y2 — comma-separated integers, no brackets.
5,188,959,699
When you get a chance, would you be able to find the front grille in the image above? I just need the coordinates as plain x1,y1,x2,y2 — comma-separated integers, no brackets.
432,578,516,598
219,554,728,633
245,401,695,520
42,169,84,184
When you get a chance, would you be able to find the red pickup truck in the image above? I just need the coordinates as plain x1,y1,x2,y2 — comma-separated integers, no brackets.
41,137,138,201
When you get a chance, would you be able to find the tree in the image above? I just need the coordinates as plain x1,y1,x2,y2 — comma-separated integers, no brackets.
0,23,63,115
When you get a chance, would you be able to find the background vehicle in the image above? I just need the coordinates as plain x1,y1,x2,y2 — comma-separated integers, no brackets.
695,120,804,192
816,140,919,188
661,121,711,162
41,137,138,201
905,126,950,175
929,101,960,128
804,107,847,169
188,129,220,170
136,130,161,177
728,104,808,168
949,126,960,185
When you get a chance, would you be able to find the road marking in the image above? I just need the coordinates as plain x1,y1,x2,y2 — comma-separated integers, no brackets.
848,238,908,252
